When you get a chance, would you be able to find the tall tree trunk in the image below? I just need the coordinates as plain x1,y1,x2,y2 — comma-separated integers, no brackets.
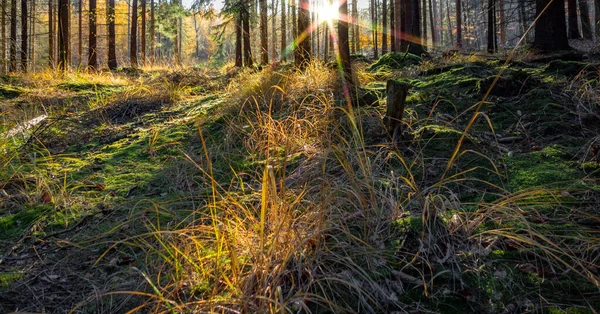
371,0,378,58
338,0,353,90
567,0,580,38
445,0,453,45
48,0,53,68
534,0,569,51
30,0,35,70
498,0,505,45
141,0,146,65
130,0,137,67
390,0,396,51
235,11,242,66
382,0,388,53
595,0,600,40
291,0,296,39
9,0,15,71
421,0,427,46
578,0,592,39
242,4,253,66
78,0,82,67
428,0,436,45
352,0,358,53
281,0,286,60
150,0,155,63
58,0,69,69
107,0,117,69
295,0,310,67
260,0,268,64
1,0,6,73
88,0,97,69
127,0,130,54
487,0,495,53
394,0,401,50
271,0,277,60
20,0,26,72
456,0,462,48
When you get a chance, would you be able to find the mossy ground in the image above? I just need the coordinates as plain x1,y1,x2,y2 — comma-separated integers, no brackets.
1,54,599,312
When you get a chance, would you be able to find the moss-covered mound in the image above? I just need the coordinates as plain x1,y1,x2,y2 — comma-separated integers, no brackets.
0,84,23,99
368,52,422,71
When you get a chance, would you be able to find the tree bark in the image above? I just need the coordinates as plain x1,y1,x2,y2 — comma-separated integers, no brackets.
390,0,395,51
78,0,82,67
394,0,401,50
295,0,310,67
382,0,388,53
421,0,427,46
107,0,117,69
339,0,353,89
260,0,268,64
487,0,495,53
1,0,5,73
20,0,26,72
235,11,242,67
48,0,54,68
429,0,436,46
9,0,15,72
58,0,69,69
456,0,462,48
567,0,580,38
281,0,286,61
385,80,411,137
595,0,600,40
498,0,505,45
352,0,358,53
242,4,253,67
141,0,146,65
130,0,138,67
88,0,97,69
533,0,569,51
150,0,155,63
30,0,35,70
578,0,592,40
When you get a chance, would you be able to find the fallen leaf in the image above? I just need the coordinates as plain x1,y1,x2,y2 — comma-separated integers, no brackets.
41,191,53,204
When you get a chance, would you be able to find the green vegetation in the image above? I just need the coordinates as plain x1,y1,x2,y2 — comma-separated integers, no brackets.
0,54,599,313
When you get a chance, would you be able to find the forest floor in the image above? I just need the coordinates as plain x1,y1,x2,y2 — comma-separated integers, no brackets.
1,50,599,313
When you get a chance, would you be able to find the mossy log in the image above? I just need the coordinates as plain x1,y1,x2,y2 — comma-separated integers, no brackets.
384,79,412,137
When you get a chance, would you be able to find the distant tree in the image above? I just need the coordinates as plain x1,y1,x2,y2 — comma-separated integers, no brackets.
242,1,252,66
107,0,117,69
382,0,387,53
260,0,268,64
370,0,377,58
428,0,436,45
567,0,580,38
131,0,138,67
351,0,358,52
393,0,400,50
295,0,310,67
498,0,505,45
141,0,146,65
48,0,54,68
9,0,15,72
235,10,242,66
271,0,276,60
280,0,286,61
533,0,569,51
487,0,495,53
78,0,82,67
578,0,592,40
1,0,5,74
455,0,462,48
88,0,98,69
20,0,26,72
595,0,600,39
390,0,395,51
58,0,70,69
150,0,155,63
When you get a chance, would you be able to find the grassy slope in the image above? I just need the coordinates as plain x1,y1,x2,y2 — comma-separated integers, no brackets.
0,54,599,313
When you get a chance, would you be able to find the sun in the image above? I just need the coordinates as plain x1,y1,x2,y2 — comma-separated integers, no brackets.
318,3,339,23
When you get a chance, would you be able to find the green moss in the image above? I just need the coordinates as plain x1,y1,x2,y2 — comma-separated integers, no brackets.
368,52,422,71
0,272,23,289
0,84,23,98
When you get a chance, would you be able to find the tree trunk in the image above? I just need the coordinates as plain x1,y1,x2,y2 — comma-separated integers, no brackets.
88,0,97,69
1,0,6,74
281,0,286,61
498,0,505,45
260,0,268,64
352,0,358,53
385,79,411,137
30,0,35,70
371,0,378,58
271,0,277,61
487,0,495,53
390,0,395,51
235,11,242,66
78,0,82,67
533,0,569,51
578,0,592,40
295,0,310,67
130,0,138,67
242,4,253,67
20,0,26,72
107,0,117,69
421,0,427,46
58,0,69,69
446,0,453,44
429,0,436,46
382,0,388,53
394,0,401,50
48,0,54,68
339,0,353,89
9,0,15,72
595,0,600,40
567,0,580,38
150,0,155,63
456,0,462,48
141,0,146,65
